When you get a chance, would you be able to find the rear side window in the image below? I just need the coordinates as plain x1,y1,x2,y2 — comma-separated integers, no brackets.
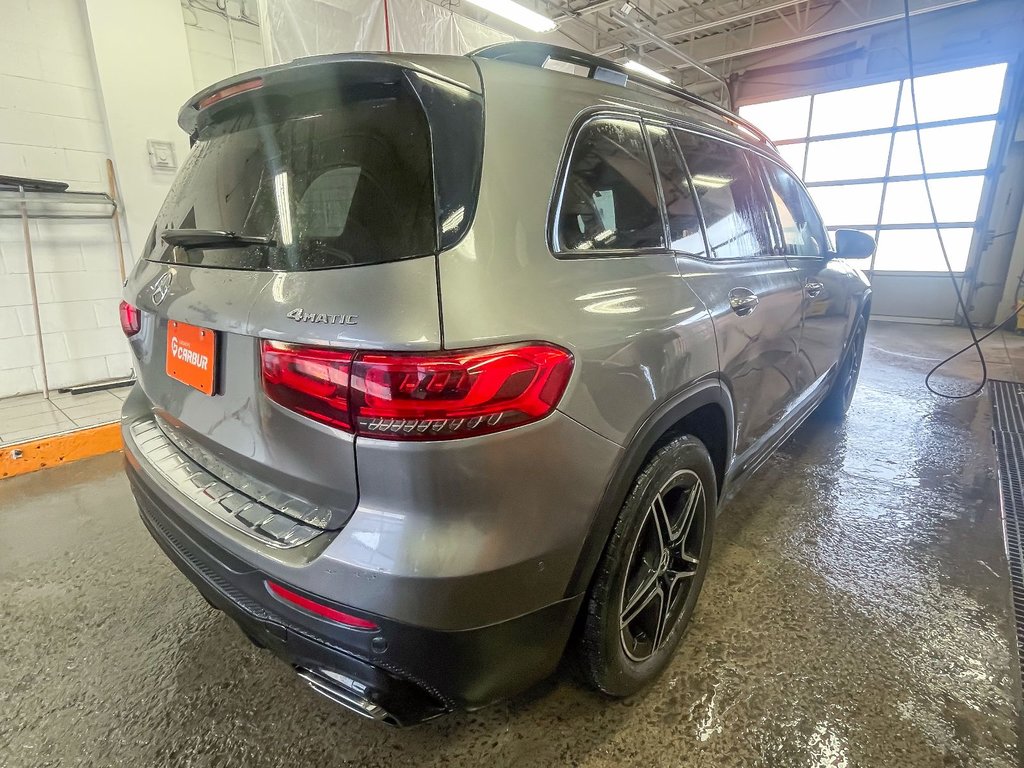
760,160,829,257
554,118,665,253
149,79,435,271
674,130,774,260
647,125,707,258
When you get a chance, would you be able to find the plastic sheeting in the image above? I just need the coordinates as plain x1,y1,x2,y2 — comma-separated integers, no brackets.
259,0,514,63
389,0,511,56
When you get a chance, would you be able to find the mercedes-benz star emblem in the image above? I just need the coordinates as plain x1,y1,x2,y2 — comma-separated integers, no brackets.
151,272,173,306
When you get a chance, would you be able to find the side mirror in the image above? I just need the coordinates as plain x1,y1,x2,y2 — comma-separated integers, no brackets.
833,229,875,259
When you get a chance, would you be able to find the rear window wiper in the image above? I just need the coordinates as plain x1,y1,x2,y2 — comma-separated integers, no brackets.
162,229,276,250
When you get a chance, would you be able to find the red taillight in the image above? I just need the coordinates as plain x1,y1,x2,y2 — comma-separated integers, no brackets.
119,300,140,337
261,343,353,431
266,580,378,630
196,77,264,110
260,341,573,441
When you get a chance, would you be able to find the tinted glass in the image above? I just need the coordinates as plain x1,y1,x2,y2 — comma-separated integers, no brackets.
674,131,773,260
148,81,435,270
556,118,664,252
761,161,827,256
647,125,706,257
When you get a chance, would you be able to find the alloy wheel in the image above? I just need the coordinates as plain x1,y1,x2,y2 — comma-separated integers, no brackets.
618,469,706,663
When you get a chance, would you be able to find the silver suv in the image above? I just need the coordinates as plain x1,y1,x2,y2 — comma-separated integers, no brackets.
120,42,873,726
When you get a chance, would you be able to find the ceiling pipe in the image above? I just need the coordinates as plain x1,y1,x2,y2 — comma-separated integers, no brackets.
598,0,808,55
608,8,727,86
552,0,621,23
699,0,978,63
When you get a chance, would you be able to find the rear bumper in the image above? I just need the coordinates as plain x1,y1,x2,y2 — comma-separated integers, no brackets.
127,457,583,724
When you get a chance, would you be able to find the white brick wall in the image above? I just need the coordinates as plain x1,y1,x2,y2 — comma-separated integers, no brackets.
0,0,266,399
0,0,130,397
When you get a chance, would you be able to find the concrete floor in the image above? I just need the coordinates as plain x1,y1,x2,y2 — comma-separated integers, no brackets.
1,320,1021,767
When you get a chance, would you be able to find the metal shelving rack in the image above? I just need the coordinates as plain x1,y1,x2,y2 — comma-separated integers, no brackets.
0,175,120,399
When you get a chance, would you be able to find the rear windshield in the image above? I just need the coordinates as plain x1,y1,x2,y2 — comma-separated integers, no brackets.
147,80,435,271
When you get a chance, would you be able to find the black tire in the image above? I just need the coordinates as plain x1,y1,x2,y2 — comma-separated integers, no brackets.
576,435,716,697
818,314,867,420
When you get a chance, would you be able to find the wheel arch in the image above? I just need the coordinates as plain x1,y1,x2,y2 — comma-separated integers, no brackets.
563,378,734,598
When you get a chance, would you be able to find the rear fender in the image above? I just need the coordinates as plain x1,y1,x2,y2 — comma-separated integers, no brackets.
563,378,734,598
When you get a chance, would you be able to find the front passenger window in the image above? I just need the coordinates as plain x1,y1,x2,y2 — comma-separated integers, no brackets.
555,118,665,253
761,161,829,257
673,130,774,260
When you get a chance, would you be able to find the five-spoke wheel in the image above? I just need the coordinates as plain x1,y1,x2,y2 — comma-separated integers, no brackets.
576,435,716,697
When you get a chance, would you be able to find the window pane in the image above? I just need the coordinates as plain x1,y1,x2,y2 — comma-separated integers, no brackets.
555,119,664,252
805,133,892,182
881,176,985,225
648,126,707,257
776,142,806,177
888,121,996,176
675,131,774,260
739,96,811,142
809,183,883,227
761,160,827,256
148,85,436,270
810,81,900,136
873,227,974,271
896,63,1007,124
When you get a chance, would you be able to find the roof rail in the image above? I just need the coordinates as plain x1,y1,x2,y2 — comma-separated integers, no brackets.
469,41,775,151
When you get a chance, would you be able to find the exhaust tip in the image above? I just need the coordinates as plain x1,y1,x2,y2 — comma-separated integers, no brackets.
296,668,400,726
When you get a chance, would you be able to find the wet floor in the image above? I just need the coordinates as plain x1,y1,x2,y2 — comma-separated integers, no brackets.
1,321,1021,767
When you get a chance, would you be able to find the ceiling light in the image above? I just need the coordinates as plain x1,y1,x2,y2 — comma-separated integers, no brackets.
465,0,557,32
624,60,672,84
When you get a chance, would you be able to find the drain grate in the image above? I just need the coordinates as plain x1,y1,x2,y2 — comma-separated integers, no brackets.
989,380,1024,689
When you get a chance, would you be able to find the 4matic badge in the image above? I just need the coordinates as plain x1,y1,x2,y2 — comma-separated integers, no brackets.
286,308,358,325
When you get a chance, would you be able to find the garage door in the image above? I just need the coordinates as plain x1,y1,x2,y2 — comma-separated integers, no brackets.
739,62,1009,323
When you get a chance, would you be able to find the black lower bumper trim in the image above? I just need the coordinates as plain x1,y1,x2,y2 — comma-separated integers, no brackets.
127,458,583,724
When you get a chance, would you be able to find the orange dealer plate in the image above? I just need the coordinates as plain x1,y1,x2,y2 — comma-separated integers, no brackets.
166,320,217,395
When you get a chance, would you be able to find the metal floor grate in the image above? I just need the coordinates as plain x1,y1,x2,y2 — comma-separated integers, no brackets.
989,380,1024,690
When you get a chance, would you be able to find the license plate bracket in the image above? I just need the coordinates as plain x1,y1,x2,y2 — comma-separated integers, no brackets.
166,320,217,395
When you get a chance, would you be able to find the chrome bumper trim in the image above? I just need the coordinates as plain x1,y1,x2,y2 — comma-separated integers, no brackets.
128,418,323,549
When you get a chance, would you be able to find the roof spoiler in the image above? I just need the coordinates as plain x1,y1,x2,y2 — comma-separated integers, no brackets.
469,42,775,151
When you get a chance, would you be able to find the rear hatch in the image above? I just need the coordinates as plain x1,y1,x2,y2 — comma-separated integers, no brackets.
123,55,483,531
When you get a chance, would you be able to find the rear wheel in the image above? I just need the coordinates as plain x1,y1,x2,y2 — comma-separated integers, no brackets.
819,314,867,419
576,436,715,697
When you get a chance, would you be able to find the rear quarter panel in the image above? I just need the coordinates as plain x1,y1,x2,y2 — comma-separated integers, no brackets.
440,60,720,446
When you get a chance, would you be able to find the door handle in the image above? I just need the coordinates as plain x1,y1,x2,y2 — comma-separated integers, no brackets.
728,288,759,316
805,281,824,298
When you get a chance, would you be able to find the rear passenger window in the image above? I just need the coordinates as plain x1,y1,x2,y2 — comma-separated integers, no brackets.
760,161,829,257
673,131,774,260
555,118,665,253
647,125,707,258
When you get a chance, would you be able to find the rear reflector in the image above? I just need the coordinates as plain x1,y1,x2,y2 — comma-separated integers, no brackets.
260,341,573,441
196,77,264,110
266,580,379,630
119,300,141,337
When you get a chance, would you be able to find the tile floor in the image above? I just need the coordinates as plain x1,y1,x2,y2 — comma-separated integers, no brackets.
0,387,129,446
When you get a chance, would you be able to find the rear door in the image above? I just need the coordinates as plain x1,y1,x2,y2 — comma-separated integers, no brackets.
124,61,482,530
657,126,805,458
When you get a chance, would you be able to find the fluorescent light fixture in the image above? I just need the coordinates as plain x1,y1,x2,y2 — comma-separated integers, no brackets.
465,0,557,32
691,174,731,189
624,60,672,84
